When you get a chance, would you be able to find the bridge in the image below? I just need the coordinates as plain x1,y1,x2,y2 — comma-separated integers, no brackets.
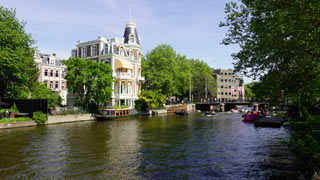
196,101,268,112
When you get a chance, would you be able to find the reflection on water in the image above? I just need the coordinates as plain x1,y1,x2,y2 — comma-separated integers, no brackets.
0,113,297,179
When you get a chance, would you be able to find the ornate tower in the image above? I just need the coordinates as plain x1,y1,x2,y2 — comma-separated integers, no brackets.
123,21,140,45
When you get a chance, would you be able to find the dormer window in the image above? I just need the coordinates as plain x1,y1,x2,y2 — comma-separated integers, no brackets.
119,46,124,55
138,52,141,61
130,50,134,60
129,34,134,43
105,45,109,54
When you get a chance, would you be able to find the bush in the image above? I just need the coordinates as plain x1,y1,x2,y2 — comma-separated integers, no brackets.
33,111,47,125
0,117,32,123
0,108,5,113
287,106,320,178
9,104,19,113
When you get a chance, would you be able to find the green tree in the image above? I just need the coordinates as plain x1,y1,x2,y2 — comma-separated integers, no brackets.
142,44,216,102
0,6,38,99
62,58,113,110
134,90,166,110
142,44,180,96
220,0,320,177
30,83,61,109
190,59,216,101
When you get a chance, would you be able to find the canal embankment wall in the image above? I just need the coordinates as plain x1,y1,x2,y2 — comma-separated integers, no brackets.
46,114,95,125
0,114,95,129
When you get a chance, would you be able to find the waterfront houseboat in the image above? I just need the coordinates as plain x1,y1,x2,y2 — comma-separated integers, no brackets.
96,109,140,120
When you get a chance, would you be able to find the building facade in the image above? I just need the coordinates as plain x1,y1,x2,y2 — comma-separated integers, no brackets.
71,21,144,108
213,69,244,102
34,50,68,105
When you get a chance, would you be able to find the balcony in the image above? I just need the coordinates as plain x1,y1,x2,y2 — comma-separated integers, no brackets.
137,76,145,81
115,72,135,80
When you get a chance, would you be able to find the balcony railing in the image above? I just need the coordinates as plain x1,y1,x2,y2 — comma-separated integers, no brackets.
116,72,133,77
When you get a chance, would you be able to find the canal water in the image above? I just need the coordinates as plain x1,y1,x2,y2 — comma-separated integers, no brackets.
0,112,297,179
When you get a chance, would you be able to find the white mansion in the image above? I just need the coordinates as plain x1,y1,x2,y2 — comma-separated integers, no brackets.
71,21,144,108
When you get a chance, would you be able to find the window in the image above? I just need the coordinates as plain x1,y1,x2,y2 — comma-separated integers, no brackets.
56,71,59,77
72,50,77,57
119,46,124,55
129,34,134,43
221,86,224,88
228,73,232,75
62,71,65,78
104,59,110,65
130,50,134,60
55,81,59,89
50,70,53,76
220,79,223,82
229,79,231,82
50,81,53,88
221,92,224,95
62,81,65,89
229,86,231,89
91,45,97,56
45,69,48,76
225,79,227,82
128,82,132,94
229,92,231,95
225,73,227,75
220,73,223,75
82,47,87,58
105,46,109,54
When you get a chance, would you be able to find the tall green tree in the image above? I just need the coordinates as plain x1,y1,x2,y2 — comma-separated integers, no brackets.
190,59,216,101
220,0,320,109
142,44,216,101
220,0,320,177
0,6,38,99
62,58,113,109
142,44,180,96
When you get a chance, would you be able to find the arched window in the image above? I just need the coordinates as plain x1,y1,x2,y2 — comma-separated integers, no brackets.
129,34,134,43
120,46,124,55
45,69,48,76
128,82,132,95
130,50,134,60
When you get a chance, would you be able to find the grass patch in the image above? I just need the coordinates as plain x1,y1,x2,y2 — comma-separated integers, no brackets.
0,117,32,124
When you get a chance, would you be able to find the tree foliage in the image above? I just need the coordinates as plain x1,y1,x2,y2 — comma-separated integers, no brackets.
190,59,216,101
62,58,113,110
220,0,320,177
0,6,38,99
134,90,166,110
142,44,216,101
30,83,61,109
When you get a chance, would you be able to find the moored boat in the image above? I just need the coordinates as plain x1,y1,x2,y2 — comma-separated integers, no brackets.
175,109,188,115
231,108,239,113
96,109,140,120
242,113,259,121
205,111,216,116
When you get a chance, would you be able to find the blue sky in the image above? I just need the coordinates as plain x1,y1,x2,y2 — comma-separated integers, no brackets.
1,0,251,82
